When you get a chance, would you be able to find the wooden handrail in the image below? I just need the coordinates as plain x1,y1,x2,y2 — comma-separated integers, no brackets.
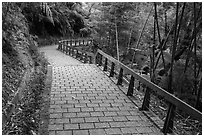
58,38,94,64
96,49,202,122
59,38,93,47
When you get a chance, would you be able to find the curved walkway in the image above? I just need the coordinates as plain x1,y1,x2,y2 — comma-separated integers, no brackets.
39,45,162,135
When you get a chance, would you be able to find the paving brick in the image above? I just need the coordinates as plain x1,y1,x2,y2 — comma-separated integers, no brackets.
64,124,79,130
87,103,99,107
52,108,68,113
61,104,74,108
117,111,131,116
63,112,77,118
91,112,104,117
55,100,66,104
77,112,91,117
136,127,153,133
50,113,62,118
90,100,103,103
109,122,125,128
56,130,72,135
48,124,63,130
113,116,128,122
81,107,94,112
99,103,111,107
105,128,122,135
74,103,87,108
79,123,95,129
106,107,120,111
73,130,89,135
126,116,142,121
94,107,107,112
124,121,143,127
51,97,62,101
121,127,138,134
79,100,91,103
49,131,56,135
55,118,70,124
104,112,117,116
94,122,110,128
85,117,99,123
68,108,81,113
71,118,85,123
98,116,114,122
89,129,106,135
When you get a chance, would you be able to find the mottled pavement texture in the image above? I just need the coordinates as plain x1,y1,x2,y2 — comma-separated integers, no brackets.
39,45,163,135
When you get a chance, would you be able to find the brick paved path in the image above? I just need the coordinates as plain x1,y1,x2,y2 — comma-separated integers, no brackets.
40,45,162,135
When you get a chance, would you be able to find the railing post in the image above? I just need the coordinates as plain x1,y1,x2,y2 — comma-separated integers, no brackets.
57,41,61,50
76,50,79,58
80,52,83,61
109,62,115,77
98,54,102,66
127,75,135,96
117,68,123,85
68,46,70,55
71,47,73,56
140,87,150,111
65,44,68,54
62,43,65,52
103,58,108,71
84,53,88,63
162,103,175,134
73,48,75,57
70,39,72,47
75,39,77,46
89,56,92,64
66,40,68,47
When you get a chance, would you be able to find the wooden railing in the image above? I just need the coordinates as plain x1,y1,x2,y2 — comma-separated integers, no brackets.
59,38,93,47
95,49,202,134
58,39,202,134
58,39,94,64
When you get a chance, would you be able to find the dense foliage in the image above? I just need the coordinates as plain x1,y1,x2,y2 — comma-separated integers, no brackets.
83,2,202,110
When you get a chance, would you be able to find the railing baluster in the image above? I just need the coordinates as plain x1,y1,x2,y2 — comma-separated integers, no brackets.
65,44,68,54
70,39,72,47
109,62,115,77
80,52,83,61
140,87,150,111
63,43,65,52
98,54,102,66
76,50,79,58
103,58,108,71
73,48,76,57
127,75,135,96
89,56,92,64
162,103,175,134
117,68,123,85
84,53,87,63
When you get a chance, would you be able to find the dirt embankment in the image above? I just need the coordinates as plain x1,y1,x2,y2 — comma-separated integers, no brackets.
2,4,49,134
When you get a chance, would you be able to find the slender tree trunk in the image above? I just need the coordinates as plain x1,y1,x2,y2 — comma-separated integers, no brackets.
193,3,197,95
126,27,133,55
115,17,119,61
131,5,153,68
